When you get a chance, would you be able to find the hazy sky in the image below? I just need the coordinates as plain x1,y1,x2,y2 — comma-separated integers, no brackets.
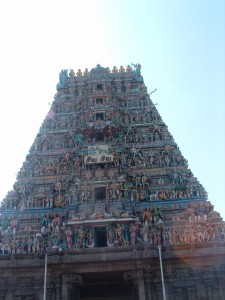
0,0,224,218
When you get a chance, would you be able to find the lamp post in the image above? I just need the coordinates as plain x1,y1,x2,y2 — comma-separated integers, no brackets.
43,251,47,300
158,244,166,300
157,220,167,300
36,233,48,300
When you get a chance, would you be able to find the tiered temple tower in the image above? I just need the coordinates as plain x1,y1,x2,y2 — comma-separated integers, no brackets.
0,64,224,300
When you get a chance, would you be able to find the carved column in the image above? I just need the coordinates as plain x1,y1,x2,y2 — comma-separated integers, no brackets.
136,270,146,300
211,271,225,299
55,283,61,300
217,275,225,299
62,274,70,300
152,280,164,300
32,279,43,300
52,275,62,300
62,274,83,300
0,279,7,300
124,271,136,299
166,279,174,300
71,274,83,300
144,271,153,300
124,270,146,300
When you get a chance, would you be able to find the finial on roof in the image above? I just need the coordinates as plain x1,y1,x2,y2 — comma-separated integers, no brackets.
76,69,82,76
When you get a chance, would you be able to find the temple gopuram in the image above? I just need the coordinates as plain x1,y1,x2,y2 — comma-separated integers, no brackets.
0,64,224,300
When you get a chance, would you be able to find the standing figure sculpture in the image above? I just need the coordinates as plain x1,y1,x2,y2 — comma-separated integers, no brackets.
132,63,143,81
56,69,68,90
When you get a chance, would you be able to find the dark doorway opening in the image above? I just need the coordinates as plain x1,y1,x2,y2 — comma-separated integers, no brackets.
121,86,126,93
96,98,103,104
80,282,134,300
96,112,104,120
95,227,107,247
97,84,103,90
95,187,106,201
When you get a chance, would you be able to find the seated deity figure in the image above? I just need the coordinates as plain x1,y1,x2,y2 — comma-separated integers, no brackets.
69,69,75,77
119,65,125,72
83,68,89,76
126,65,132,72
76,69,82,76
143,207,152,224
112,66,118,73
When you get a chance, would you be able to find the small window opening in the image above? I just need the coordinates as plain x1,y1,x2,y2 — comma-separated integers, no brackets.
121,86,126,93
97,84,103,90
95,187,106,201
95,227,107,247
96,112,104,120
96,98,104,104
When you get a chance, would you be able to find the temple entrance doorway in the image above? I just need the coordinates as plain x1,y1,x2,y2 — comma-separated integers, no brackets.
79,273,135,300
95,227,107,248
80,298,132,300
94,187,106,201
80,283,134,300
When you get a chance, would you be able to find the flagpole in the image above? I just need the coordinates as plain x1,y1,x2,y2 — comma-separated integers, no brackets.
158,244,166,300
43,251,47,300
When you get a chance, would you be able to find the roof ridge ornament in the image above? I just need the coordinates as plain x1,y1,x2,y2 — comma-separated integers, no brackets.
131,63,143,81
90,64,110,79
56,69,69,90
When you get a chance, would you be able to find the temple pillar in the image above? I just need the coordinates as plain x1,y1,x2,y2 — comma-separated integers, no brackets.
62,274,70,300
217,276,225,298
0,279,7,300
62,273,83,300
136,270,146,300
71,274,83,300
144,271,153,300
52,275,62,300
5,280,15,300
56,284,61,300
210,272,224,299
124,270,146,300
166,279,174,300
32,279,43,300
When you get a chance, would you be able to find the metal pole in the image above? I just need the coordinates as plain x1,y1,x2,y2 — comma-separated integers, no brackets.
43,251,47,300
158,244,167,300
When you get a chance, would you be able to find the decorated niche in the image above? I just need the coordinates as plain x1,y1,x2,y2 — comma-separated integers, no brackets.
93,96,108,108
89,64,110,79
79,185,93,203
71,222,130,249
96,83,103,91
119,98,127,108
121,110,131,125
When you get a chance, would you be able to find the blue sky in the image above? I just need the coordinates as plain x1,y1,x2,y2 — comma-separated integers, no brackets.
0,0,224,218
